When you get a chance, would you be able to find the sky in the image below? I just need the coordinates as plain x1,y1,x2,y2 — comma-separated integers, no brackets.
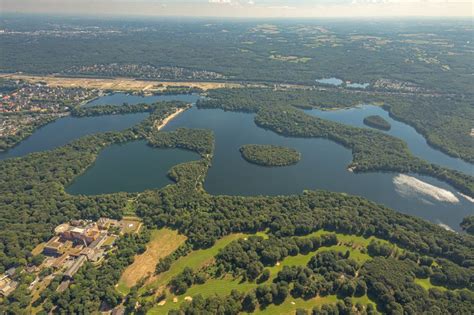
2,0,473,18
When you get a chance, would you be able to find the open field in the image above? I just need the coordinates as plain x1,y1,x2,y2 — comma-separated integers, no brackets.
143,233,247,294
117,229,187,294
147,230,380,314
0,74,243,92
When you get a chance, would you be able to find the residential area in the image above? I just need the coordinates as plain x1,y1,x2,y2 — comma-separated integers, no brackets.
0,79,99,151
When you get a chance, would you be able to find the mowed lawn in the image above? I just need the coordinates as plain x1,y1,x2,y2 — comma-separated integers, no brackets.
117,228,187,294
147,233,252,314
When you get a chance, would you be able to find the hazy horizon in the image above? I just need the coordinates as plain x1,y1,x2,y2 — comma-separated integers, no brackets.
2,0,473,18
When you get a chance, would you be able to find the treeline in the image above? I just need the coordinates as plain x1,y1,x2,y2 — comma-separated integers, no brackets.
171,291,373,315
363,115,391,131
200,87,474,165
215,234,337,280
239,144,301,167
198,87,377,112
70,101,188,117
148,128,214,157
384,95,474,163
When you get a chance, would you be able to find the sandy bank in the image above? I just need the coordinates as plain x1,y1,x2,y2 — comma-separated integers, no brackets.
155,107,187,130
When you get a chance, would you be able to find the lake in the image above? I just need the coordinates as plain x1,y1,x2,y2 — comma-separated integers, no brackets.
306,105,473,176
161,106,473,231
3,93,472,230
66,141,200,195
0,93,200,160
0,113,148,160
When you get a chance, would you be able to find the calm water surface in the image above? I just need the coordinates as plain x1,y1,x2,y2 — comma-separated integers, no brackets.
306,105,473,176
0,113,148,160
3,93,472,230
0,93,199,160
67,141,200,195
161,106,473,230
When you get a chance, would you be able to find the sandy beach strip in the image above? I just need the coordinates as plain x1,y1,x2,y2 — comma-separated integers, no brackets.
155,107,187,130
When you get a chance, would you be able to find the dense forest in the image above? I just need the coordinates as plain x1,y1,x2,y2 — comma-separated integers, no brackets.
1,16,473,94
1,98,474,313
363,115,391,131
240,144,301,167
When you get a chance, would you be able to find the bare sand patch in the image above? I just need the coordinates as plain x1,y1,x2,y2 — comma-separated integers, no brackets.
155,107,187,131
0,74,242,91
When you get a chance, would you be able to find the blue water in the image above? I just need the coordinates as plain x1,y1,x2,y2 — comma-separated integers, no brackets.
67,141,200,195
315,77,343,86
162,106,473,231
0,113,148,160
346,82,369,89
3,93,472,230
306,105,473,176
0,93,200,160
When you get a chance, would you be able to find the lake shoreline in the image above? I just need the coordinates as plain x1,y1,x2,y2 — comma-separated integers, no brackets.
155,107,189,131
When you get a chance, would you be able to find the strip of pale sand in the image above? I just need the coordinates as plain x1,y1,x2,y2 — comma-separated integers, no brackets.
155,107,187,130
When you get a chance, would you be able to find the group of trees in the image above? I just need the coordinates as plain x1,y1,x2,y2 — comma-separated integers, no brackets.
363,115,391,131
148,128,214,157
383,95,474,163
239,144,301,167
362,257,474,314
216,234,337,280
70,102,159,117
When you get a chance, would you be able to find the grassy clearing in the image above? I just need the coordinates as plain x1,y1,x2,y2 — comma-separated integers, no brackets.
117,229,187,294
142,233,247,295
150,277,259,314
147,230,381,314
256,295,339,315
414,278,447,291
267,244,371,281
122,198,137,216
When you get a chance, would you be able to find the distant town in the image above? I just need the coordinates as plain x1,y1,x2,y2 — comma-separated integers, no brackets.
0,79,99,151
63,63,227,81
0,217,141,298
